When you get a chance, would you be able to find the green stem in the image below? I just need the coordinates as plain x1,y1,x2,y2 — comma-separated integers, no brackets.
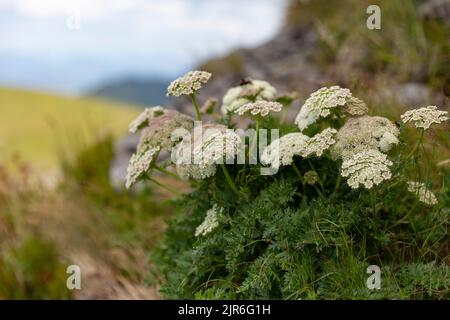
280,103,291,125
148,176,180,195
249,119,260,162
190,94,202,121
370,189,376,214
155,165,180,179
220,164,240,196
332,173,341,197
292,162,303,182
307,159,325,193
404,129,424,162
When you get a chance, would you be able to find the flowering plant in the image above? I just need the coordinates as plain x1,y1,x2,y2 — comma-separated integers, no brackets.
126,71,449,299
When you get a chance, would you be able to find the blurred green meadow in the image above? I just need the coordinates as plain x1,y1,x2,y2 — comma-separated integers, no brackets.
0,88,139,170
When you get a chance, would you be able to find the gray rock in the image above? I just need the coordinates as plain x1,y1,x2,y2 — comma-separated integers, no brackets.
109,133,140,190
396,83,431,107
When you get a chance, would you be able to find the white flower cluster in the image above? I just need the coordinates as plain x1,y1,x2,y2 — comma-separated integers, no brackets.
294,86,367,131
195,204,223,237
407,181,438,205
167,70,212,96
401,106,449,130
175,125,241,180
261,133,308,169
301,128,337,157
341,149,393,189
137,110,194,151
125,146,160,189
342,96,368,116
261,128,336,169
221,80,277,115
304,170,319,185
235,101,283,117
126,110,193,188
177,162,217,180
331,116,400,160
128,106,165,133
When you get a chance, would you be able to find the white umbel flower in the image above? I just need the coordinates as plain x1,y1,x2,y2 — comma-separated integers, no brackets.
400,106,449,130
301,128,337,157
174,124,241,180
195,130,241,166
176,162,217,180
407,181,438,205
235,100,283,117
128,106,165,133
295,86,367,131
261,128,336,169
195,205,223,237
137,110,194,151
261,133,309,169
167,70,211,96
221,80,277,114
331,116,400,160
341,149,393,189
125,146,160,189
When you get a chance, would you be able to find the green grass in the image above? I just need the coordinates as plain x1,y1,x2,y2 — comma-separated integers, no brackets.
0,87,140,170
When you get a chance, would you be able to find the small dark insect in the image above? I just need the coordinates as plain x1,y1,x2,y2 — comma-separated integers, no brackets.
240,78,252,86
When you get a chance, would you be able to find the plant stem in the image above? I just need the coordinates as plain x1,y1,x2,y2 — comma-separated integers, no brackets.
148,176,180,195
332,173,341,197
190,94,202,121
370,189,376,214
307,159,325,193
220,164,240,196
155,165,180,180
249,119,260,162
404,129,424,162
280,103,291,125
292,162,303,182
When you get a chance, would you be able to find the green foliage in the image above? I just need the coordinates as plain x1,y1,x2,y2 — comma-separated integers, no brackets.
0,237,71,299
152,165,449,299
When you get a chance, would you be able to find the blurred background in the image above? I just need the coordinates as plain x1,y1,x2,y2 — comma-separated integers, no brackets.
0,0,449,299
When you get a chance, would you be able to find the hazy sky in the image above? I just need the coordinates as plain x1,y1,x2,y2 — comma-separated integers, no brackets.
0,0,286,94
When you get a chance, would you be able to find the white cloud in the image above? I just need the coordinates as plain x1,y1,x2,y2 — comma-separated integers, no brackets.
0,0,137,18
0,0,287,93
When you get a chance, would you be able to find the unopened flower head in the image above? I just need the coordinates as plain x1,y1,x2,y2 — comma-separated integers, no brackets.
407,181,438,205
125,146,160,189
295,86,367,131
261,128,336,169
304,170,319,185
195,204,223,237
128,106,165,133
137,110,194,152
341,149,392,189
167,70,211,96
221,80,277,114
331,116,399,160
400,106,449,130
236,100,283,117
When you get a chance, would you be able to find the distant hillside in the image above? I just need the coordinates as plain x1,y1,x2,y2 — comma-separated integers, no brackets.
87,78,173,107
0,87,140,169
